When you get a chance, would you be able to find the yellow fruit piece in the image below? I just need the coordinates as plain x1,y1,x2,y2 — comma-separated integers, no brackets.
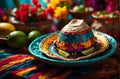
0,23,16,35
58,49,69,57
82,47,94,55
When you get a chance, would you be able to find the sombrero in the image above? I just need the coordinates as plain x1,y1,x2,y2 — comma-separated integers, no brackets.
39,19,109,61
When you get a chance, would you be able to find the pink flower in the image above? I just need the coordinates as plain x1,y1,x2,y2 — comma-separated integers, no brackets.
0,8,4,18
106,1,116,12
105,0,116,12
106,5,115,12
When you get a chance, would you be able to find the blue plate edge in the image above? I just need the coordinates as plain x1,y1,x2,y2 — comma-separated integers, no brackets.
28,31,117,65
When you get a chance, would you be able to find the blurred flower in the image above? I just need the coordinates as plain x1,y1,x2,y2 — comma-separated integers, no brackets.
106,1,116,12
0,8,4,18
92,0,106,11
0,8,8,22
54,6,68,21
84,0,92,7
15,0,54,22
30,7,38,15
45,7,54,18
36,3,41,7
47,0,72,21
21,4,31,11
32,0,39,5
47,0,60,9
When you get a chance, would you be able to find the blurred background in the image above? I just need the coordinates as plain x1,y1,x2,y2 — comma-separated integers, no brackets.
0,0,119,10
0,0,47,9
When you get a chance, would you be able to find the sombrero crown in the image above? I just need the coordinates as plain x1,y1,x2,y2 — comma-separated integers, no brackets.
55,19,97,58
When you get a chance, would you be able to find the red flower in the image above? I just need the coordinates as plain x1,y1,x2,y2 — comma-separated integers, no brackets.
15,10,21,19
15,0,53,22
38,11,47,19
21,4,31,11
20,15,28,22
20,11,28,22
36,3,41,8
30,7,38,15
46,7,54,17
84,0,92,7
32,0,39,5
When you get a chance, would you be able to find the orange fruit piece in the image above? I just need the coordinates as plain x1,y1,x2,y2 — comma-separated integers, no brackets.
2,15,8,21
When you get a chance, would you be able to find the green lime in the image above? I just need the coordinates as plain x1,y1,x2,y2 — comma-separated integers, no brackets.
79,5,85,11
101,10,107,14
96,11,101,16
108,14,114,18
73,6,80,12
82,47,94,55
85,7,89,12
7,31,28,49
28,30,41,41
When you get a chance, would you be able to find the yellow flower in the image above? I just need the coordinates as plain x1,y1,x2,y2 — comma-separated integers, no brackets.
52,0,60,5
54,6,68,21
47,3,56,9
47,0,71,20
47,0,60,9
54,9,61,17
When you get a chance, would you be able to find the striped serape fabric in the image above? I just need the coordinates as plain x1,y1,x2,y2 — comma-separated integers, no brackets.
0,48,119,79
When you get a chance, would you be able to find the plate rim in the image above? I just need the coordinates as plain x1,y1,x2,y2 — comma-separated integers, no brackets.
28,31,117,65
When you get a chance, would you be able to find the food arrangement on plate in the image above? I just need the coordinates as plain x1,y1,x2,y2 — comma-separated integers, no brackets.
39,19,109,60
29,19,117,66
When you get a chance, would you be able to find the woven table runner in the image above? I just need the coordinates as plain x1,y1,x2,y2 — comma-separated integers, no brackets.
0,48,119,79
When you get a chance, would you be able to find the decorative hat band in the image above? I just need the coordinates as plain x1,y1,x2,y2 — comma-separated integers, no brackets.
58,30,94,43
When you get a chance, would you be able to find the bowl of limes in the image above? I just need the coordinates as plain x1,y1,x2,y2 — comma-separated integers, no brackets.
69,5,93,22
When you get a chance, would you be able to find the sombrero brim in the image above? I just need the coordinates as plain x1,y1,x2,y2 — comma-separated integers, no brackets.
39,31,109,61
